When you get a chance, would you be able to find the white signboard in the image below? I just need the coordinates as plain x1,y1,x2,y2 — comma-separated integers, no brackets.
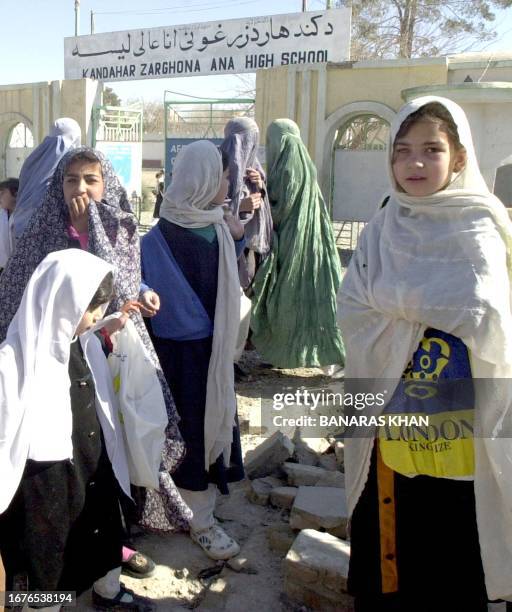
64,9,351,82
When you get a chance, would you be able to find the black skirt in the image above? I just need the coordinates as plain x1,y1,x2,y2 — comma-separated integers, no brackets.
348,444,488,612
0,340,123,596
152,334,244,493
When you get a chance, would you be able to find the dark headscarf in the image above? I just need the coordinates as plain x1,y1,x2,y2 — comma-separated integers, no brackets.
220,117,272,255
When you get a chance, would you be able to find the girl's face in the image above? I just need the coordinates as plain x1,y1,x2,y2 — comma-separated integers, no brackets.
63,160,104,205
0,188,16,212
211,169,230,206
392,120,466,197
75,304,104,336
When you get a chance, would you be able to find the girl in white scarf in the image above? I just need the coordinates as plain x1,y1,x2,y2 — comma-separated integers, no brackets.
0,249,154,610
339,96,512,609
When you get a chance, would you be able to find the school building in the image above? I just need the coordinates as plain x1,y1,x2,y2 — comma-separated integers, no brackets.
0,52,511,221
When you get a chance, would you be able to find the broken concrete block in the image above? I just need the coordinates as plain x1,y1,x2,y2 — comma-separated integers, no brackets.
269,486,298,509
244,432,294,478
289,486,348,538
268,523,297,556
291,430,330,466
315,471,345,489
247,476,283,505
284,529,353,611
283,462,332,486
318,454,338,471
293,441,319,466
303,437,331,455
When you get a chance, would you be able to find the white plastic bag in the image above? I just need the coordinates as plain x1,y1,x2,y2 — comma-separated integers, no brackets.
108,319,167,489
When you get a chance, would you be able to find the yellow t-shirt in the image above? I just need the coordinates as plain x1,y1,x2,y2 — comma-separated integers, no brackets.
379,328,474,478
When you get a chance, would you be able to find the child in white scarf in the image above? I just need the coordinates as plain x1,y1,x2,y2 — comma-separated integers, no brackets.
0,249,155,611
340,96,512,610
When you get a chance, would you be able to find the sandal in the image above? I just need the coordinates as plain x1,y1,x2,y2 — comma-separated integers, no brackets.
92,584,156,611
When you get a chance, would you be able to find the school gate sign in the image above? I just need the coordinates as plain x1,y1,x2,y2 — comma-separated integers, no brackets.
64,9,351,82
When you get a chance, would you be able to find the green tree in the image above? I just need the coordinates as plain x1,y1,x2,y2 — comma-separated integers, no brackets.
142,100,165,134
102,86,122,106
338,0,512,59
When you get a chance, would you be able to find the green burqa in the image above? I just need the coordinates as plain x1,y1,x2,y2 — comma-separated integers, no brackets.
251,119,345,368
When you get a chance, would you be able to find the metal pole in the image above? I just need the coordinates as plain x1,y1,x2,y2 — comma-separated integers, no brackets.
302,0,307,10
74,0,80,36
90,10,95,34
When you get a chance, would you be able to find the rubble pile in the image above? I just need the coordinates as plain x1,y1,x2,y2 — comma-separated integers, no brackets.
244,431,353,611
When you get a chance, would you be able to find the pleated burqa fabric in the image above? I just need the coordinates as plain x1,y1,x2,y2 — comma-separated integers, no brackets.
250,119,345,368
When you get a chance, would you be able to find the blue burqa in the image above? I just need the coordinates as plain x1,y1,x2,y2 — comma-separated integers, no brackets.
11,117,81,245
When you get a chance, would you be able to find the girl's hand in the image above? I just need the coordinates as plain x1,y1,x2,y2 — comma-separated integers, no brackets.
68,194,90,234
101,300,143,334
139,290,160,317
239,193,262,213
246,168,263,190
224,210,244,241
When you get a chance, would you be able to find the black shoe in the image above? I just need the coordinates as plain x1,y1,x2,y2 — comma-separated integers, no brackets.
92,584,156,611
121,550,156,579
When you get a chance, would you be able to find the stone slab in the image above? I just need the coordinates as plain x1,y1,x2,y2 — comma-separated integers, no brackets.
283,462,333,486
269,486,298,509
290,487,348,538
284,529,353,611
247,476,283,505
244,431,294,478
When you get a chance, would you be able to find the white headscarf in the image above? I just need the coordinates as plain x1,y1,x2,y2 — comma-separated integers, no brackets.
0,249,127,513
339,96,512,600
160,140,240,470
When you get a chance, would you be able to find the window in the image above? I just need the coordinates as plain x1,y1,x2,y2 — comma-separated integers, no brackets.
8,122,34,148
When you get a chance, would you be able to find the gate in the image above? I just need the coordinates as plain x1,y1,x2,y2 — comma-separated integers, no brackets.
92,105,143,204
164,93,255,188
331,114,389,252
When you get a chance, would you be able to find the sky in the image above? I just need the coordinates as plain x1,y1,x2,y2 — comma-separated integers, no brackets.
1,0,512,104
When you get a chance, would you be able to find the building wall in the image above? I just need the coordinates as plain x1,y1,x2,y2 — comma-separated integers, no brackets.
0,79,101,179
255,54,512,209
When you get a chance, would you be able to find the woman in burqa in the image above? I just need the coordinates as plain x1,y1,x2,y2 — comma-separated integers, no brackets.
220,117,272,289
251,119,345,370
0,147,191,534
10,117,81,247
